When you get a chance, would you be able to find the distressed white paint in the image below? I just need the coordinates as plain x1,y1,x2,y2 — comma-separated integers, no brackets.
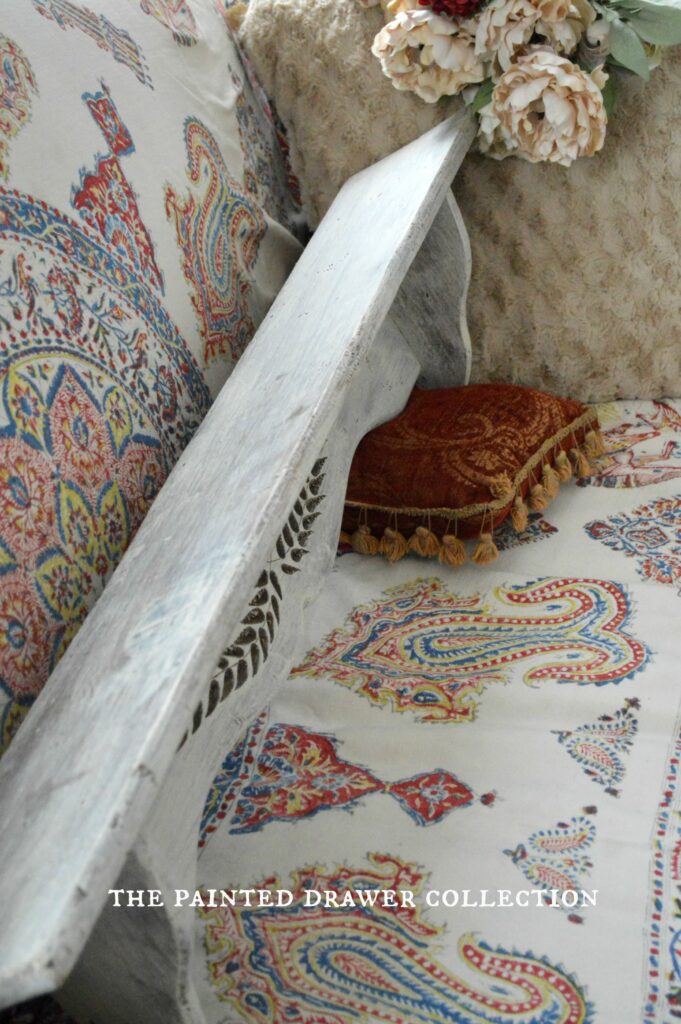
0,109,475,1017
59,319,422,1024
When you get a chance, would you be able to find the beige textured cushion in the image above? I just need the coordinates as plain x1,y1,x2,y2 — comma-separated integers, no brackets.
237,0,681,403
235,0,460,228
456,56,681,403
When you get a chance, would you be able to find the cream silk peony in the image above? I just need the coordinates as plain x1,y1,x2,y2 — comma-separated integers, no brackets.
372,9,488,101
382,0,421,14
475,0,539,72
538,0,594,53
475,0,595,74
477,47,607,164
354,0,678,167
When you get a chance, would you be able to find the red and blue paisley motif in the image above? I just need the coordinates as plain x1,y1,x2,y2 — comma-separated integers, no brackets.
0,186,209,751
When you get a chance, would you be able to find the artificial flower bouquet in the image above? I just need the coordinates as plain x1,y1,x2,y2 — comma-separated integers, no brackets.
358,0,681,164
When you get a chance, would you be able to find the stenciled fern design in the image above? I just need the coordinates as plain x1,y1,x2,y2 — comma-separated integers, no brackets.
178,458,327,748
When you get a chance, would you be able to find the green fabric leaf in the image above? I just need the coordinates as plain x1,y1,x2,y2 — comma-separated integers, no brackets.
608,0,681,43
601,73,617,114
608,16,651,77
471,79,494,113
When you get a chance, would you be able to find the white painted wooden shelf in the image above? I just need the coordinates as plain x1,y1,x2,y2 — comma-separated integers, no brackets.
0,109,475,1022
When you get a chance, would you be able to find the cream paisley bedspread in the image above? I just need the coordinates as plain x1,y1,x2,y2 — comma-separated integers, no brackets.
195,398,681,1024
13,399,681,1023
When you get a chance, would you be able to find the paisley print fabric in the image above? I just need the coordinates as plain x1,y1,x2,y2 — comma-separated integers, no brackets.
504,814,596,922
197,402,681,1023
581,399,681,489
643,716,681,1021
231,59,304,232
495,509,558,550
0,189,204,746
199,856,592,1024
292,577,649,723
585,496,681,593
200,710,492,845
73,105,164,292
553,698,639,796
0,0,301,751
0,35,38,181
165,117,266,365
28,0,153,87
139,0,198,46
73,82,162,291
83,84,134,157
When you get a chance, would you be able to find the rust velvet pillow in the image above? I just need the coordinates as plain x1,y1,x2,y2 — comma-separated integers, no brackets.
341,383,603,565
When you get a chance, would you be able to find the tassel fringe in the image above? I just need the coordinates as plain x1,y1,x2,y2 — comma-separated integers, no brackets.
351,524,379,555
555,450,572,480
489,473,514,500
511,495,529,532
408,525,440,558
529,482,549,512
584,428,606,459
439,534,467,567
472,532,499,565
379,527,408,563
570,446,592,478
542,463,560,500
224,1,247,29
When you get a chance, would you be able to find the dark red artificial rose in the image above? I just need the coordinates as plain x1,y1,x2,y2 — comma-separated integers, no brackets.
419,0,483,17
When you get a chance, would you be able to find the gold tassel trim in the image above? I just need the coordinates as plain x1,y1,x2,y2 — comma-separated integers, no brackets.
407,525,440,558
379,527,408,563
528,482,550,512
511,495,529,532
570,446,592,479
351,524,379,555
439,533,467,567
344,417,604,563
472,532,499,565
554,450,572,481
542,462,560,500
584,428,606,459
